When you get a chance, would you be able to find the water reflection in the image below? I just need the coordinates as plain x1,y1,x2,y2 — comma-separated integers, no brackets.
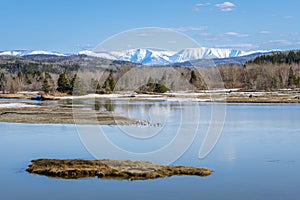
1,102,300,200
92,100,115,112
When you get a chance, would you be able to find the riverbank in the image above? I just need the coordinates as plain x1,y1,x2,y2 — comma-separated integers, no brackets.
1,89,300,103
0,106,149,125
1,89,299,124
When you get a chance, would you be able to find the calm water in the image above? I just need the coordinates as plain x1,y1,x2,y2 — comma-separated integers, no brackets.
0,101,300,200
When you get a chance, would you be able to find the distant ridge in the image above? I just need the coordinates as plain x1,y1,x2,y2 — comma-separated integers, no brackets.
79,48,276,65
0,50,67,57
0,48,279,65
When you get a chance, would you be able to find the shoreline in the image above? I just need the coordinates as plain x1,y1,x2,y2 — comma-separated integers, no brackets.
1,89,300,103
0,106,149,125
1,89,299,125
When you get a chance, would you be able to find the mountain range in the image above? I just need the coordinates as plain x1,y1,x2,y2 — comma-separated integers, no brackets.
79,48,274,65
0,48,276,65
0,50,66,57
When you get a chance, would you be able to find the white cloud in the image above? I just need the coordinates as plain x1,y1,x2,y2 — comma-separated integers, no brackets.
74,44,95,50
259,31,272,35
279,34,289,37
168,40,177,44
224,32,249,37
260,39,300,49
196,33,222,41
279,32,299,37
215,2,236,12
266,40,293,46
216,43,257,49
215,1,235,8
221,7,234,12
136,29,173,37
283,16,294,19
193,3,210,12
194,2,235,12
173,26,208,32
137,33,151,37
195,3,205,7
198,32,212,37
195,31,250,43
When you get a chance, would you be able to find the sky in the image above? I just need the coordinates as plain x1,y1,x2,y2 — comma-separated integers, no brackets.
0,0,300,53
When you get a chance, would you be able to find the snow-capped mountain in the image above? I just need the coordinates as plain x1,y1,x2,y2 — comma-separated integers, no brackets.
0,48,275,65
79,48,176,65
169,48,243,63
0,50,67,57
79,48,273,65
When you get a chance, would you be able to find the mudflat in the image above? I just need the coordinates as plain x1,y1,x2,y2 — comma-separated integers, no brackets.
0,106,149,125
1,90,299,124
1,90,300,103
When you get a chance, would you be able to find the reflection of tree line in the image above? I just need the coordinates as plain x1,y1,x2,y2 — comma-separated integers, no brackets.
94,100,115,112
93,101,181,123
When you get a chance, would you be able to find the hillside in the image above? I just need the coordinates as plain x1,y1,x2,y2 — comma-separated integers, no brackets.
0,50,300,95
247,50,300,64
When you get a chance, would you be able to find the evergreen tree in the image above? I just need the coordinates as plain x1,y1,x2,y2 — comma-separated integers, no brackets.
70,73,78,89
25,74,32,85
288,67,298,87
42,78,51,93
189,70,197,84
90,78,102,94
103,78,111,93
248,50,300,65
147,76,154,84
96,82,102,94
153,83,168,93
0,73,6,93
103,72,115,93
90,78,98,91
57,72,71,93
71,74,86,95
9,77,18,94
17,71,24,81
109,72,115,91
41,72,55,93
147,76,155,88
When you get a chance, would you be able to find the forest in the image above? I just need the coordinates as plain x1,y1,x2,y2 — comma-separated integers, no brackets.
0,50,300,95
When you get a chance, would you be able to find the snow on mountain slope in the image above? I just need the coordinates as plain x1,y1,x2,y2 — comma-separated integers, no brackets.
79,48,177,65
113,48,176,65
0,50,29,56
24,50,67,56
0,48,274,65
78,50,116,60
0,50,67,57
169,48,244,63
79,47,269,65
239,50,274,57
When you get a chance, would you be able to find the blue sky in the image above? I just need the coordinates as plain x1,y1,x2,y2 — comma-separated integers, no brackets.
0,0,299,53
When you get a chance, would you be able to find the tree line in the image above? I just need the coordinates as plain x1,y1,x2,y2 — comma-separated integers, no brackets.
218,63,300,90
0,70,116,95
1,50,300,94
247,50,300,65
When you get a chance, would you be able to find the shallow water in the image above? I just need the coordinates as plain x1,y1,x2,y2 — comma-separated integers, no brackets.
0,102,300,200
